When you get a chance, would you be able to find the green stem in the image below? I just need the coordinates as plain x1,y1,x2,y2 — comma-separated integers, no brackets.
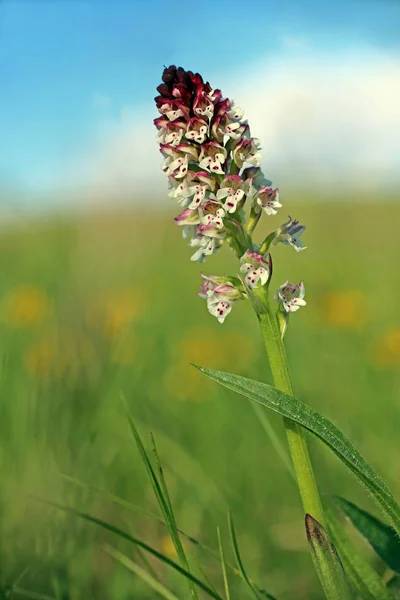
254,286,326,527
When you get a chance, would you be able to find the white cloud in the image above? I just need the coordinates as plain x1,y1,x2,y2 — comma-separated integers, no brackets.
70,45,400,200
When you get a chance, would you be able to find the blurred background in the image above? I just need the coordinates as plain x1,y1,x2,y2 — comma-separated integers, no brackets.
0,0,399,598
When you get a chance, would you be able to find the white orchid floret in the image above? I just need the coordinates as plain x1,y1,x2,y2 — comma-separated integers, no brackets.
185,117,209,144
198,200,225,229
189,224,225,263
216,175,251,213
174,200,225,243
199,141,227,175
240,250,271,289
275,280,307,313
199,274,243,323
157,99,186,122
212,115,243,143
174,207,201,239
160,143,198,179
227,103,244,121
168,171,217,209
256,187,282,216
193,84,216,120
155,116,187,147
274,216,307,252
232,134,262,168
210,98,246,143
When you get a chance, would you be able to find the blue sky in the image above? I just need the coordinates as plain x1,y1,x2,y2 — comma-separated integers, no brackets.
1,0,400,202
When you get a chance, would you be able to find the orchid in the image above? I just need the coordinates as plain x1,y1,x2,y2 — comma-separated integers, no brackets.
274,216,307,252
240,250,271,288
198,274,243,323
150,65,397,600
275,280,307,313
256,186,282,216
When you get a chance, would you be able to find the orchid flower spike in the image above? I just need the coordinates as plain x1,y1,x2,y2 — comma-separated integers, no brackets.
155,66,307,325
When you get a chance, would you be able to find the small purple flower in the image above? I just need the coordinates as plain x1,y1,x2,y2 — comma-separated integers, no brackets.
256,187,282,216
275,281,307,313
274,217,307,252
240,250,271,288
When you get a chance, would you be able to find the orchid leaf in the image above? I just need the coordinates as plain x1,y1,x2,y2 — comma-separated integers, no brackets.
194,366,400,535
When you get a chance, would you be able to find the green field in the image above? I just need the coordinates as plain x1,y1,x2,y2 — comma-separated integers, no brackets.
0,200,399,599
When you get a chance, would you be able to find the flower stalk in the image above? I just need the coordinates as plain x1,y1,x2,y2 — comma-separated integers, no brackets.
254,284,326,527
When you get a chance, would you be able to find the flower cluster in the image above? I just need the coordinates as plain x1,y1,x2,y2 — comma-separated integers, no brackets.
154,66,307,324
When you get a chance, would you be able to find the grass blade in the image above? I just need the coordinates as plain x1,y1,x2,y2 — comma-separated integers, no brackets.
122,399,198,599
104,544,179,600
195,366,400,534
326,504,396,600
305,514,352,600
228,511,277,600
336,497,400,573
12,589,57,600
37,498,223,600
217,526,231,600
60,473,160,520
60,473,271,595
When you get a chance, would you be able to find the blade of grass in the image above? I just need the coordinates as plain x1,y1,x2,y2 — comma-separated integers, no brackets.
35,498,222,600
60,473,160,520
132,544,160,582
228,511,277,600
61,473,275,598
146,425,226,508
197,565,220,599
122,397,197,599
12,589,57,600
217,526,231,600
150,432,184,553
104,544,179,600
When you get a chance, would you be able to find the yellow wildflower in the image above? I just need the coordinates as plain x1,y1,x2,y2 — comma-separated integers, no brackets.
164,327,258,402
370,327,400,368
25,331,94,381
322,290,367,329
87,288,145,338
1,286,50,327
160,534,177,558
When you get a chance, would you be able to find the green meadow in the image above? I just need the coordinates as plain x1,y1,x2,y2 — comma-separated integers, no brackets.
0,199,399,599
